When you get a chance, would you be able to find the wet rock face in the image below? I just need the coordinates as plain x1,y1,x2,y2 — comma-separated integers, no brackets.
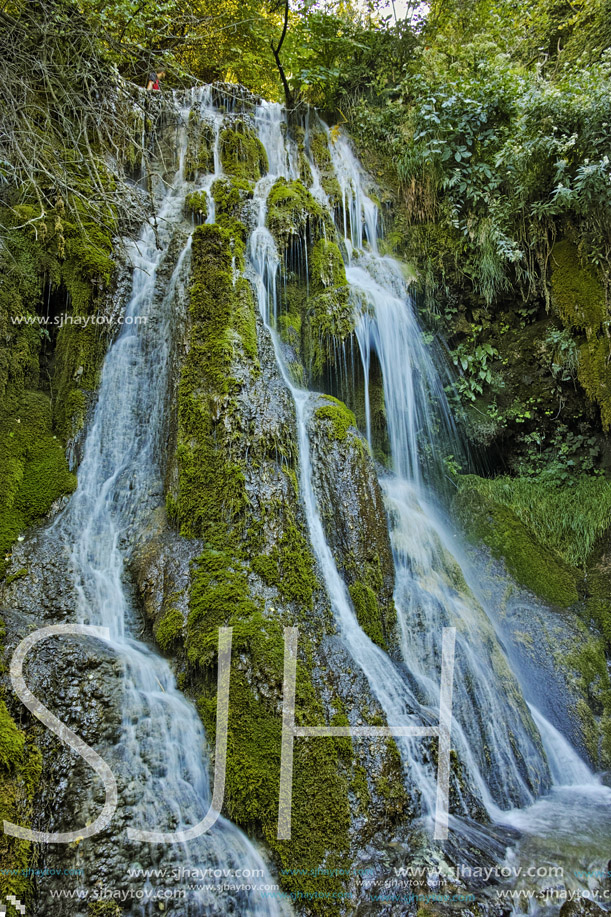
0,595,125,916
308,395,398,651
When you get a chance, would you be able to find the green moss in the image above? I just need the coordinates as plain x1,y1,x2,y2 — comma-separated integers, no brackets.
251,514,318,609
349,582,386,648
314,396,357,442
578,335,611,431
350,761,370,814
0,636,42,904
564,632,611,767
52,321,107,440
175,223,260,540
185,190,208,224
307,128,342,206
301,243,353,380
584,558,611,647
185,115,215,181
191,598,351,910
87,903,122,917
219,122,268,182
278,310,302,348
0,391,77,577
0,204,113,448
169,217,352,909
212,178,254,218
550,240,606,332
454,476,579,607
154,607,184,653
309,238,347,292
266,178,329,248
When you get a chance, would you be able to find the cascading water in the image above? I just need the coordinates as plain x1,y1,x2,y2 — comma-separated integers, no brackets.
248,101,611,897
17,83,609,914
248,102,457,829
328,128,611,882
48,92,287,917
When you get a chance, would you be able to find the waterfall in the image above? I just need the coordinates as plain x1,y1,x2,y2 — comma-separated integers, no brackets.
247,101,611,873
49,91,287,917
327,132,611,810
24,84,610,910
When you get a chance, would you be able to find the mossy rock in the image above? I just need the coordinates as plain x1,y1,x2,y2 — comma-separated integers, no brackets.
349,582,386,648
578,335,611,431
314,396,357,442
0,390,77,577
211,177,253,220
550,240,606,332
184,190,208,224
266,178,328,248
307,127,342,206
0,658,42,903
154,607,184,653
454,477,579,607
303,287,353,380
310,395,397,650
185,114,215,181
309,238,347,292
251,513,317,609
219,121,268,182
169,216,354,909
87,903,122,916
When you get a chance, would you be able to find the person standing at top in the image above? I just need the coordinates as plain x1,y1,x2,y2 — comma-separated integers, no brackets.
146,68,166,90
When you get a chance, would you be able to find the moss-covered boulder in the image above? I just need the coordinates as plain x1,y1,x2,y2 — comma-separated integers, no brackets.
302,240,354,380
309,394,397,650
550,239,611,431
266,177,329,249
167,219,356,909
133,194,409,909
578,335,611,431
185,112,215,181
219,120,268,182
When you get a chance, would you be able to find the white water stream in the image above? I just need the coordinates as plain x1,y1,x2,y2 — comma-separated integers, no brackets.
50,90,287,916
38,84,610,913
249,100,611,900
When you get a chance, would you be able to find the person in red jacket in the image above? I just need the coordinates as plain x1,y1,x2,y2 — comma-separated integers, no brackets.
146,68,166,91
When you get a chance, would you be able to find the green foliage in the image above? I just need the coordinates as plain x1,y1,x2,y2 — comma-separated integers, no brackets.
452,335,499,401
461,474,611,567
454,475,579,606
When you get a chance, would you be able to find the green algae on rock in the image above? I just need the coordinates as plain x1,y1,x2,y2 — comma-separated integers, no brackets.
219,121,268,182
